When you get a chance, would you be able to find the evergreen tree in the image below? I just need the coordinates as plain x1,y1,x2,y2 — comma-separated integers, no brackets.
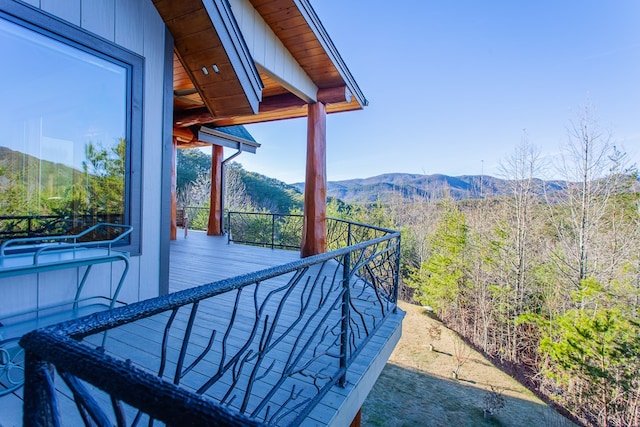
177,148,211,194
407,198,468,317
541,279,640,426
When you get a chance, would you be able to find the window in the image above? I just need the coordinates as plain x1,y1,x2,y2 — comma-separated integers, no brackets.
0,4,142,253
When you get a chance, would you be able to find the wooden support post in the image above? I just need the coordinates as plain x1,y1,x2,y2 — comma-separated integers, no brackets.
349,409,362,427
301,102,327,257
170,137,178,240
207,145,224,236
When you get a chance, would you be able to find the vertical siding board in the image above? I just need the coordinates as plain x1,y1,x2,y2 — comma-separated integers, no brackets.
81,0,115,42
0,276,37,319
115,257,140,303
245,6,256,60
85,264,112,303
283,58,293,84
231,0,246,38
232,0,262,64
230,0,316,100
265,29,276,72
137,0,165,300
241,7,256,59
114,0,144,54
274,40,285,79
40,0,80,26
20,0,40,7
252,9,266,65
36,270,80,309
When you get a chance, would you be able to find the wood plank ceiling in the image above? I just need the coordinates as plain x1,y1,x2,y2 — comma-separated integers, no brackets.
153,0,366,145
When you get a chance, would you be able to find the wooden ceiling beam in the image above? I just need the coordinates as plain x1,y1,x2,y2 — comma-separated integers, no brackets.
174,108,212,128
173,93,303,127
317,86,350,104
173,127,197,143
258,93,307,113
173,85,352,128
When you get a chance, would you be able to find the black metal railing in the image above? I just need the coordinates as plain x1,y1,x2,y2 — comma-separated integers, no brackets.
227,212,303,249
226,212,391,252
20,219,401,426
0,214,124,242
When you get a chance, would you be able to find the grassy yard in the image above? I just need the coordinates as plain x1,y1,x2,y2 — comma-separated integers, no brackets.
362,301,575,427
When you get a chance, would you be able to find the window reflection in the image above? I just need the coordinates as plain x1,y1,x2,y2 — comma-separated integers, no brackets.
0,17,127,240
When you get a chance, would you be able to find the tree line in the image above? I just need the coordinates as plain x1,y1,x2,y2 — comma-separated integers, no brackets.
387,106,639,427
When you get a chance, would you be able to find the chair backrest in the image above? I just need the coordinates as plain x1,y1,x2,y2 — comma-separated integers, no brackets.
176,209,185,227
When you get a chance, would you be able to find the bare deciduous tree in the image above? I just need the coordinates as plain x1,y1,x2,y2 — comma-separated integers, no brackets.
547,102,633,306
452,334,471,380
177,172,211,210
224,162,253,212
494,134,546,361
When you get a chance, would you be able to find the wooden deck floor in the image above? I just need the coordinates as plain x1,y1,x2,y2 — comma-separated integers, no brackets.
1,231,403,426
169,231,300,291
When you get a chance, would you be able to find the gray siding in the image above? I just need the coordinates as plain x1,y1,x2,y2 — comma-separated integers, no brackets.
41,0,81,25
81,0,115,40
138,0,167,300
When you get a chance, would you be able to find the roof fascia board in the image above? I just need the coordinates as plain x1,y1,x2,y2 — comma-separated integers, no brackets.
198,126,260,153
203,0,264,113
294,0,368,107
229,0,317,103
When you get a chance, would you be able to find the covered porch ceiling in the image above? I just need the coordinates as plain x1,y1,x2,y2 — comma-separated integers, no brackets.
153,0,367,147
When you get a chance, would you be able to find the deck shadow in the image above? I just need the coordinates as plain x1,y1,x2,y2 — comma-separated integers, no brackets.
361,363,575,427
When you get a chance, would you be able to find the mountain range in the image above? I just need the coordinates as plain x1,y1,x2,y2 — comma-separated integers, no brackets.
293,173,572,204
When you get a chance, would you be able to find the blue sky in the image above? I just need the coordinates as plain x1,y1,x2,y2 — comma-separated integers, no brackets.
238,0,640,184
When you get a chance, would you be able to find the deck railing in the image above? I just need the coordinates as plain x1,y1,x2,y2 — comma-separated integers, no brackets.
20,219,401,426
227,211,303,249
0,214,125,242
226,211,391,252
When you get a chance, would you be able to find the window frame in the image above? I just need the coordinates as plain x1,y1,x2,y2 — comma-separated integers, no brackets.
0,0,144,255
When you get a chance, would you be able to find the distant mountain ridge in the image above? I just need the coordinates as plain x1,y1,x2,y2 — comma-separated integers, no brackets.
293,173,570,203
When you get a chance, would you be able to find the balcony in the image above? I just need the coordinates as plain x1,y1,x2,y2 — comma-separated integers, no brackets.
9,214,404,426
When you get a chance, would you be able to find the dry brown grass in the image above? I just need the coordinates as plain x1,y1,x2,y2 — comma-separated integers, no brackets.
362,301,575,427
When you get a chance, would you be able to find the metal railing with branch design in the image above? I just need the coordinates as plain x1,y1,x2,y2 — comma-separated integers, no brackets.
20,218,401,426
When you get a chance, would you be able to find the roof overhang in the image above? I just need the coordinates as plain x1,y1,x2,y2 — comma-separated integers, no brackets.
290,0,367,109
154,0,367,130
153,0,263,117
198,126,260,154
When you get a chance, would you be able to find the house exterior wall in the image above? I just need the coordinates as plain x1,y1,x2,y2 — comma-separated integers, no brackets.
0,0,170,321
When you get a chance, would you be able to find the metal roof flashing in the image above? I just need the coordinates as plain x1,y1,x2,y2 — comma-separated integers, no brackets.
198,126,260,154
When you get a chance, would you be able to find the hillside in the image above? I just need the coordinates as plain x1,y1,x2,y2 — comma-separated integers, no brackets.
238,166,303,213
293,173,569,203
362,301,575,427
176,160,304,214
0,146,79,193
